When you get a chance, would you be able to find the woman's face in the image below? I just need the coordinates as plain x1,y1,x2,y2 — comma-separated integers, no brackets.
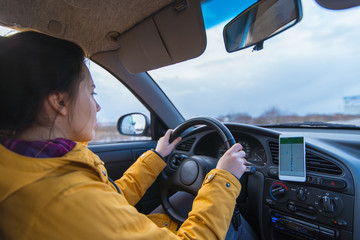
69,66,101,142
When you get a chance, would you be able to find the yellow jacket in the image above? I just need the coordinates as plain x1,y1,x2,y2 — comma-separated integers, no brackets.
0,143,241,239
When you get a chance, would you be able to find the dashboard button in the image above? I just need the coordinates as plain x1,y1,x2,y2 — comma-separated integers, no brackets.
296,189,307,201
308,176,321,185
322,178,346,189
271,185,286,199
287,204,297,212
265,198,275,206
320,196,336,213
333,219,347,227
268,168,278,178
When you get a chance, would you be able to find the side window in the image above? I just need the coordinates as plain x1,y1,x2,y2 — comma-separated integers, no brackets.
88,61,151,143
0,26,150,143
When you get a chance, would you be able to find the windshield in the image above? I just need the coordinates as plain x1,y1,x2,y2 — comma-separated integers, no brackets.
150,0,360,126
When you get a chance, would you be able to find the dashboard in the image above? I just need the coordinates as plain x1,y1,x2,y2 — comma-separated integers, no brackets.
194,131,267,166
169,123,360,240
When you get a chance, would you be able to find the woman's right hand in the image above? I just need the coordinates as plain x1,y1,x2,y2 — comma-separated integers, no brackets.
216,143,247,179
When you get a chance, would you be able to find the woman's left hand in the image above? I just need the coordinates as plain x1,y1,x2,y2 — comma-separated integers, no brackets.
155,129,181,157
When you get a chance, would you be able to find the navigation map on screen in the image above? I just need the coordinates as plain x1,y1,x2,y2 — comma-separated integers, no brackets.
279,137,305,177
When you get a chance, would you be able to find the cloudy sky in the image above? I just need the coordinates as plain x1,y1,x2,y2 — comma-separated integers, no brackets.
150,0,360,119
1,1,359,123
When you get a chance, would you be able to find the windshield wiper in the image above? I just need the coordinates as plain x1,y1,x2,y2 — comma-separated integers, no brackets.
259,121,360,129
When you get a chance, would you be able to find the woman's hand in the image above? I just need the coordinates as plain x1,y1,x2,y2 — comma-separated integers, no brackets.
155,129,182,157
216,143,247,179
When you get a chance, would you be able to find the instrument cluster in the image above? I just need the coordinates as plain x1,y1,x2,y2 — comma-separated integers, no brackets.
216,132,267,166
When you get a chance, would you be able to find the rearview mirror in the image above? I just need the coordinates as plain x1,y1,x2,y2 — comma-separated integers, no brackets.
223,0,302,52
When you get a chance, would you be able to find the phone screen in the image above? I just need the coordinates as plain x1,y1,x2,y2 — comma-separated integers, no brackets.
279,135,306,182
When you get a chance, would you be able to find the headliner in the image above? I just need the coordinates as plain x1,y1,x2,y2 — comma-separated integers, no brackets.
0,0,173,56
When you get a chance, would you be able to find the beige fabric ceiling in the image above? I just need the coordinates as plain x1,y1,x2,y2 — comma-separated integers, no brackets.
0,0,174,56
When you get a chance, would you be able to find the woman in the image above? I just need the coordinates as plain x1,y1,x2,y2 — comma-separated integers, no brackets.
0,31,253,239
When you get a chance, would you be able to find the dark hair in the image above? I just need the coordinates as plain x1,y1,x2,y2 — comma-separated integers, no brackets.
0,31,85,136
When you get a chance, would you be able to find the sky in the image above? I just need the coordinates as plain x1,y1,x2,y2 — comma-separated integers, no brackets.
150,0,360,119
1,1,360,123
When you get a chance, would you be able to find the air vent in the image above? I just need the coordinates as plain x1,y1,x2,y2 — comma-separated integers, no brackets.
269,141,279,165
268,141,343,175
176,138,195,152
306,152,342,175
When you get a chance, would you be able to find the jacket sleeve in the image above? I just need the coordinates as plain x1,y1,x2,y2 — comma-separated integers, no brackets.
28,169,240,240
114,150,166,205
177,169,241,239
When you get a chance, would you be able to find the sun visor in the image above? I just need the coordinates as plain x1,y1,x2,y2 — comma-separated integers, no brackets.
115,0,206,73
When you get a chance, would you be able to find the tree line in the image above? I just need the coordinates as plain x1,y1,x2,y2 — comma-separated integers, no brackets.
217,107,360,125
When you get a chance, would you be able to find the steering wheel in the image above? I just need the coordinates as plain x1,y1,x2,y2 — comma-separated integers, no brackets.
160,117,237,223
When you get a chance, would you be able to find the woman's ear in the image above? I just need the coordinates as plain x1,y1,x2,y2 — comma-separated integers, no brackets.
46,92,69,116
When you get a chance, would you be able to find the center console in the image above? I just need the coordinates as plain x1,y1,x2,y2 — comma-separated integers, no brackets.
262,175,354,240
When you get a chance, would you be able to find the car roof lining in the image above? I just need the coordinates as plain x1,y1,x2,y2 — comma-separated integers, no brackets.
0,0,173,54
0,0,206,73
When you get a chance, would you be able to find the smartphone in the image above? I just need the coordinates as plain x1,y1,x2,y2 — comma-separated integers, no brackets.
278,134,306,182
